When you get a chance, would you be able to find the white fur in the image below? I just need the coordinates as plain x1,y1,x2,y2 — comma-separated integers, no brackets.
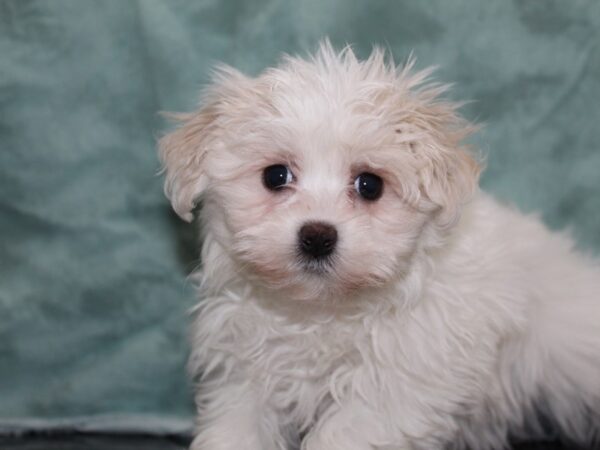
159,42,600,450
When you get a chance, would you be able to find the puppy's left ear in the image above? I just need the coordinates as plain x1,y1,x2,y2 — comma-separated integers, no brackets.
394,63,482,230
158,107,217,222
420,141,481,229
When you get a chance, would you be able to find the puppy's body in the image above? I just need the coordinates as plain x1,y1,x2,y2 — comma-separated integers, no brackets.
189,193,600,450
160,43,600,449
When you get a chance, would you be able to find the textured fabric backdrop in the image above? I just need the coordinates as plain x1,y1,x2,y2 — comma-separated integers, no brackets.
1,0,599,431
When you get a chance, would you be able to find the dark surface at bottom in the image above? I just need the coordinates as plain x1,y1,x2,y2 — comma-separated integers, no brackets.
0,433,595,450
0,433,191,450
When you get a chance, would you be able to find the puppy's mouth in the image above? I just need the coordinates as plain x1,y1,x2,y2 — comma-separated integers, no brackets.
296,249,337,277
297,252,336,275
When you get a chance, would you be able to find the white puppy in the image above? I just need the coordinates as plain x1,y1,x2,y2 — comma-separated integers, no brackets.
159,42,600,450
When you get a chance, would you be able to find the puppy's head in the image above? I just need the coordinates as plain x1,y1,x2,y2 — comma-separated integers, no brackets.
160,42,480,301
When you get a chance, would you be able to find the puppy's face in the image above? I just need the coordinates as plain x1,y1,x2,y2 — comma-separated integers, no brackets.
160,44,480,301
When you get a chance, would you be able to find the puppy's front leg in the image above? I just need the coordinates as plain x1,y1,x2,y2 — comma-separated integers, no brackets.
301,402,407,450
190,382,282,450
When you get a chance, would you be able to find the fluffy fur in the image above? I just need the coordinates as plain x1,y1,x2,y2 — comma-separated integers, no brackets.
159,42,600,450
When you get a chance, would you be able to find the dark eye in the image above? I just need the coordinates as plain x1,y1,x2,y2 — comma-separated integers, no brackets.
263,164,293,191
354,172,383,201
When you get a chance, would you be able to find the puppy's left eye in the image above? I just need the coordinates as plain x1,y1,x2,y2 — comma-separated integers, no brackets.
354,172,383,201
263,164,294,191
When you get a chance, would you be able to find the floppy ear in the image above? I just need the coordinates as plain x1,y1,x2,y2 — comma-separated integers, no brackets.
158,107,218,222
381,60,481,231
394,69,482,230
420,142,481,229
159,67,255,221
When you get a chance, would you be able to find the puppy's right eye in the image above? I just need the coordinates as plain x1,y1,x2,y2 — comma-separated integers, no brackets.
263,164,293,191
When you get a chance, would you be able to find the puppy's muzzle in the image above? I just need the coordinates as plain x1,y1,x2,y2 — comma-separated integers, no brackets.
298,221,338,259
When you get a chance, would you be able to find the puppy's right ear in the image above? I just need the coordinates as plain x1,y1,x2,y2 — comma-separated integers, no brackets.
159,67,255,221
158,106,218,222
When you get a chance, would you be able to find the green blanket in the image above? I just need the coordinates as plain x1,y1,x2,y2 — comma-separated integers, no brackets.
1,0,599,431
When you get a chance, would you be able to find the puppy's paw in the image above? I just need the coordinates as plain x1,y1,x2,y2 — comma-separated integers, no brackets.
188,436,203,450
302,430,372,450
188,434,262,450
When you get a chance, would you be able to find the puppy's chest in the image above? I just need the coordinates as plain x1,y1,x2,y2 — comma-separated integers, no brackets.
236,314,363,416
238,314,362,379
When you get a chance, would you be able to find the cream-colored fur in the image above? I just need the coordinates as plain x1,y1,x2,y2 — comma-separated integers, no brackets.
159,42,600,450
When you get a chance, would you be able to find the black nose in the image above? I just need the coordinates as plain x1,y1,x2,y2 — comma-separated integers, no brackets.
298,222,338,258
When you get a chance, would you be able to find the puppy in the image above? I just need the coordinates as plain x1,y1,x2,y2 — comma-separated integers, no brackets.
159,42,600,450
